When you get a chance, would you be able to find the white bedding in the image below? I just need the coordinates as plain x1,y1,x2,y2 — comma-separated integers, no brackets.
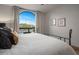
0,33,76,55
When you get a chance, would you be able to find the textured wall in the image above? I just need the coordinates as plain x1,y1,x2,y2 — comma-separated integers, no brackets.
0,5,14,29
45,5,79,47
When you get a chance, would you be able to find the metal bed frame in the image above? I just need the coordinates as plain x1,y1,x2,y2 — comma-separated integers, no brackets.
51,29,72,45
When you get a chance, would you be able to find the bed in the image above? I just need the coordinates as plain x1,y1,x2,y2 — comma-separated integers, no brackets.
0,33,76,55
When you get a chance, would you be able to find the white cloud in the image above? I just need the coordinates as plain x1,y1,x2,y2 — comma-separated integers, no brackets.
19,20,35,25
26,20,35,25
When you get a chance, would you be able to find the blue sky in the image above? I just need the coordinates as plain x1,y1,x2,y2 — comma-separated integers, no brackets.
19,11,35,25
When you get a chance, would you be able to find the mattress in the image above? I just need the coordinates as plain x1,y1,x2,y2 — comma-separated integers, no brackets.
0,33,76,55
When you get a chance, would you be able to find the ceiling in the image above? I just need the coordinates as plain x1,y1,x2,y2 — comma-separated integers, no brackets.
7,4,59,13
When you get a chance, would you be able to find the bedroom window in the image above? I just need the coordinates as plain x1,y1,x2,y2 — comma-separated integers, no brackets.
19,11,36,34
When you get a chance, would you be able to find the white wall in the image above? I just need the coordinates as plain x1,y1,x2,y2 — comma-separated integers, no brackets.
45,5,79,47
0,5,14,28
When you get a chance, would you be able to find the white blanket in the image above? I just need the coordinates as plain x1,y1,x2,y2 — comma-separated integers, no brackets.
0,33,76,55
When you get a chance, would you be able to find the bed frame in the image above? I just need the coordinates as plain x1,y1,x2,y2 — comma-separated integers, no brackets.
51,29,72,45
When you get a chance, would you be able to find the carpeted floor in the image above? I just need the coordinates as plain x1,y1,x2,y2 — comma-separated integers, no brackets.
71,46,79,55
74,50,79,55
